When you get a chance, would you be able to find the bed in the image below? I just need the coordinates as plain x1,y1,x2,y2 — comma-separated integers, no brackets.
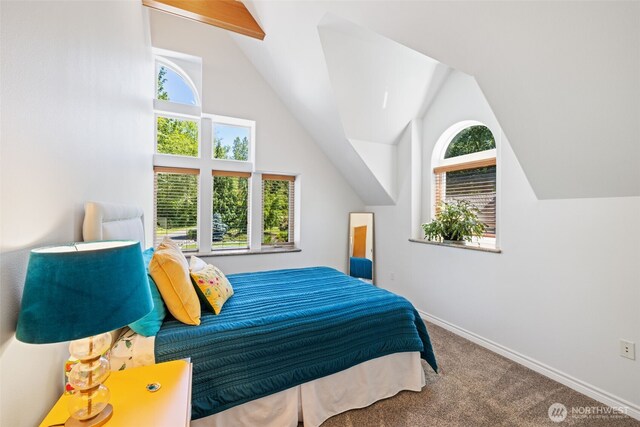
83,201,437,427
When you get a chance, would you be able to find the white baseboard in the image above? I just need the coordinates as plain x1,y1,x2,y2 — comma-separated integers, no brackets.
418,310,640,421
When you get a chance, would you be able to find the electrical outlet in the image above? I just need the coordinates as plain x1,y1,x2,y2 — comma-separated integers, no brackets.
389,272,395,281
620,340,636,360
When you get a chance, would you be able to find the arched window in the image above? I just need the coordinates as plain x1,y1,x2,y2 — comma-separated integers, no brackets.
432,122,497,238
156,61,198,105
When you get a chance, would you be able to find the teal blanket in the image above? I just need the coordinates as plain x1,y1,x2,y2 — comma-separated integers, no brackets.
155,267,437,420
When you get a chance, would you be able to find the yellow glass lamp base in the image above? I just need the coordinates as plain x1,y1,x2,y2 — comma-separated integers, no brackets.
65,404,113,427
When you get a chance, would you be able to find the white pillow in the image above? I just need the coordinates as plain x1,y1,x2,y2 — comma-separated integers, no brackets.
189,255,207,272
109,328,155,371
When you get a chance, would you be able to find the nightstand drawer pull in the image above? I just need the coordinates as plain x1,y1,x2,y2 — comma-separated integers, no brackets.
146,383,161,392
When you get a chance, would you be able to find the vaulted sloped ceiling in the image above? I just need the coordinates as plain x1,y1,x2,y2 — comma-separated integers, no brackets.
318,14,450,200
318,14,444,146
234,1,640,201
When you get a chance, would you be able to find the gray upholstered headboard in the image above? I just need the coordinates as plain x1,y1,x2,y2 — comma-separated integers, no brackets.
82,201,145,247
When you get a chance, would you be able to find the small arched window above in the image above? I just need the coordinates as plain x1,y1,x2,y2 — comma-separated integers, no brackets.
432,122,497,239
444,125,495,159
156,62,198,106
154,57,202,158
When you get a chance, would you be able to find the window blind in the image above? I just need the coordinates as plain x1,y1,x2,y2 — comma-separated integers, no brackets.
262,175,295,246
212,170,250,250
154,167,199,251
435,165,496,237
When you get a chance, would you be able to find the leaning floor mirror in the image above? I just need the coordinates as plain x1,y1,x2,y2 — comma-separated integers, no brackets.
348,212,374,284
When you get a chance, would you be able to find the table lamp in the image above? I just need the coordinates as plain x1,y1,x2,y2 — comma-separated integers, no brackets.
16,241,153,427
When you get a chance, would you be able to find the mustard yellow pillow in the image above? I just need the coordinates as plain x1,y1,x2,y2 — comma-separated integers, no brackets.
190,264,234,315
148,238,201,325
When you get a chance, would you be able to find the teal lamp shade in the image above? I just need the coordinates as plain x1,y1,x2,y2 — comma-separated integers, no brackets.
16,241,153,344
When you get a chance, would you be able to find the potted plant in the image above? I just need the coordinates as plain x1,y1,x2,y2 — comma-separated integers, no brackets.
422,200,486,243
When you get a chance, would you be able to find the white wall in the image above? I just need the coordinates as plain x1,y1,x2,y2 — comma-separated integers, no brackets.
234,1,640,201
364,0,640,200
0,1,154,425
149,10,364,274
369,71,640,414
350,139,397,200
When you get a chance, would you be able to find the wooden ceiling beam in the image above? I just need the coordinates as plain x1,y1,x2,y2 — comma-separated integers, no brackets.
142,0,265,40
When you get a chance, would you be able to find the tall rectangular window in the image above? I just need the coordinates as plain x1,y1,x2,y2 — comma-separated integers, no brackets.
212,171,250,250
154,167,199,251
262,175,295,246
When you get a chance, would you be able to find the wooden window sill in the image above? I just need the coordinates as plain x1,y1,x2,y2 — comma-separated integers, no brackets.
409,238,501,253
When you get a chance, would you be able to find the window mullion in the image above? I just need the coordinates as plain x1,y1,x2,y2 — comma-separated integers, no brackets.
293,177,301,247
199,119,213,255
153,100,201,118
199,171,212,255
250,172,263,252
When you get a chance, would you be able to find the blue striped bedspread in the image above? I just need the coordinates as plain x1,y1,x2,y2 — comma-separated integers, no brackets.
155,266,437,420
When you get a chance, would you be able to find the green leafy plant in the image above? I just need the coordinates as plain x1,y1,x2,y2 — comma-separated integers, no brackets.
422,200,486,242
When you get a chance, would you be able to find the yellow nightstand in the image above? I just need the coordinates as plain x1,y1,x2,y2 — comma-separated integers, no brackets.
40,360,192,427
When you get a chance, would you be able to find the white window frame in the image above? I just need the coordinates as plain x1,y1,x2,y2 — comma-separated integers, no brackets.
430,120,498,246
207,113,256,172
155,56,201,110
260,173,298,249
211,171,253,252
153,52,299,255
153,54,259,254
154,113,202,159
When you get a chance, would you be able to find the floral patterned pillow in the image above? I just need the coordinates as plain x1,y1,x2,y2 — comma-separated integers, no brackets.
190,264,234,315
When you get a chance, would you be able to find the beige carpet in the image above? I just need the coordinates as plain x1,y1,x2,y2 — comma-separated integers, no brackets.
321,322,639,426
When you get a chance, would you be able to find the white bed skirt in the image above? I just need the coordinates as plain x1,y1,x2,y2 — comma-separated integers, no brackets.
191,352,425,427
